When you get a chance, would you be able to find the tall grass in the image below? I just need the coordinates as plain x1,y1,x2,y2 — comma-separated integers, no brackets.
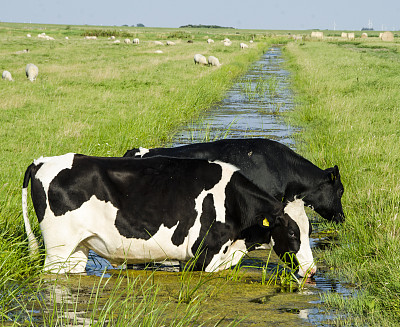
283,39,400,325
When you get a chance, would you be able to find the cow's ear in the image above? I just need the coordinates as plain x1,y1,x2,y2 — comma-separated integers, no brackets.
326,165,340,183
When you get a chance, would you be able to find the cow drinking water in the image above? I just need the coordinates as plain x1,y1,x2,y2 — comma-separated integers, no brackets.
22,153,316,276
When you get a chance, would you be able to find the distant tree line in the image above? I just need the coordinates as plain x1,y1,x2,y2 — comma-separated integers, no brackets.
179,24,234,29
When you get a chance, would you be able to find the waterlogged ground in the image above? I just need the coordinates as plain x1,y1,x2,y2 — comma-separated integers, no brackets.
4,48,354,326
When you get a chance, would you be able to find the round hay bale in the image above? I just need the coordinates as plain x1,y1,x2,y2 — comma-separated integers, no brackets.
361,33,368,39
381,31,394,41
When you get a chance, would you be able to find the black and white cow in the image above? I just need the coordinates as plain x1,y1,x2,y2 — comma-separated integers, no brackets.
124,138,345,223
22,153,315,276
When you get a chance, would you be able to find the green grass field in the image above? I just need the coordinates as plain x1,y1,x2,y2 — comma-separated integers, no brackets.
2,22,400,325
284,38,400,325
0,22,293,325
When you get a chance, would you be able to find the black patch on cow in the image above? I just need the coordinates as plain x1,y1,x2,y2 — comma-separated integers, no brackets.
31,175,47,224
46,155,223,243
191,194,238,270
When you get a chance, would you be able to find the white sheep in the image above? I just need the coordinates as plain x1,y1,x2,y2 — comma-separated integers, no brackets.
113,40,121,44
154,41,164,45
207,56,221,67
240,42,249,49
207,38,214,44
124,38,131,44
133,38,140,44
154,50,163,54
84,36,97,40
194,54,207,65
65,36,69,40
2,71,13,81
15,49,29,54
25,63,39,82
111,36,116,40
223,40,232,46
166,40,176,46
27,34,31,38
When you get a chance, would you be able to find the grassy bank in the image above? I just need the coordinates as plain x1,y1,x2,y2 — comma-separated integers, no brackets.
0,23,297,325
283,39,400,325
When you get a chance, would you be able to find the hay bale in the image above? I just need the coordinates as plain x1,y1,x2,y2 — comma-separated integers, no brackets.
347,33,355,40
311,31,323,39
381,31,394,41
361,33,368,39
341,32,348,38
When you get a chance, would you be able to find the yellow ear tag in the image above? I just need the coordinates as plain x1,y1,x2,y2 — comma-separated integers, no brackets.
263,218,269,227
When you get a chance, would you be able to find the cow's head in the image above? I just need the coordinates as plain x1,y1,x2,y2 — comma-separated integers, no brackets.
303,165,345,223
261,199,316,277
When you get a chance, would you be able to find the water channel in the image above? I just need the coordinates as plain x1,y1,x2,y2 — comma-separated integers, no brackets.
9,47,354,326
86,47,353,325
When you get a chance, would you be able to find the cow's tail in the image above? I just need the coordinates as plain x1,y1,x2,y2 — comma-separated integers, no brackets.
22,163,40,256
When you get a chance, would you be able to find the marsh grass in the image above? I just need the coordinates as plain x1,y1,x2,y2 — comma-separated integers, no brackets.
284,39,400,325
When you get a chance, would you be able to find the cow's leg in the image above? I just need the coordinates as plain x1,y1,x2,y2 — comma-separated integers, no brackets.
44,244,89,274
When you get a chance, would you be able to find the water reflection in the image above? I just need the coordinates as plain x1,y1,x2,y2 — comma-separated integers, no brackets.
84,47,351,326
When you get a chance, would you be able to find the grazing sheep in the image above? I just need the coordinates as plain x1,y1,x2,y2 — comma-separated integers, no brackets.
166,40,176,46
250,40,253,43
207,56,221,67
223,40,232,46
154,50,163,54
194,54,207,65
15,49,29,54
133,38,140,44
113,40,121,44
154,41,164,45
25,64,39,82
65,36,69,40
240,42,249,49
2,71,13,81
27,34,31,38
84,36,97,40
124,38,131,44
111,36,116,40
207,38,214,44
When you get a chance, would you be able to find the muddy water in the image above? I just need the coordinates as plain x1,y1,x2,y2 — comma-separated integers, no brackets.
9,48,353,326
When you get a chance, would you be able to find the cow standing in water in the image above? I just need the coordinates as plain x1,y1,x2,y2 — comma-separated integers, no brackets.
22,154,315,276
124,138,345,223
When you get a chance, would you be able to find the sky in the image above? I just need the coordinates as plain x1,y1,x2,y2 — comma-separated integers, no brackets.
2,0,400,31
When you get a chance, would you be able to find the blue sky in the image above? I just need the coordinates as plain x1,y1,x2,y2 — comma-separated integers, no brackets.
2,0,400,31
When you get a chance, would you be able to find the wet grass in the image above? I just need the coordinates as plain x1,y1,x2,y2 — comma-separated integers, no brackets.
283,38,400,325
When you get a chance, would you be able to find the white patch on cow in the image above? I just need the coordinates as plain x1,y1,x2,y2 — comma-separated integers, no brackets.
35,153,75,194
135,147,149,157
22,187,39,255
284,199,316,277
40,195,202,273
205,239,247,272
206,161,239,223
